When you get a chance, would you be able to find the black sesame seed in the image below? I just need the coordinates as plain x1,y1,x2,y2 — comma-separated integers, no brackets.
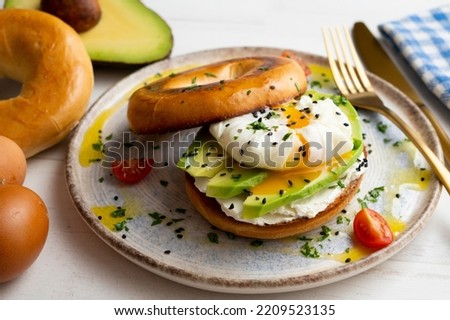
262,198,267,204
304,179,311,183
272,142,278,146
315,114,320,119
98,216,102,220
421,177,425,182
270,85,276,90
279,189,285,195
345,257,351,263
288,179,293,186
229,203,235,210
343,123,349,127
164,250,171,254
395,193,401,198
121,234,127,239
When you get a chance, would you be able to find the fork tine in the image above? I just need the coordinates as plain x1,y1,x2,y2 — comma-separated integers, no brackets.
322,27,349,95
323,27,364,95
335,27,364,93
329,28,358,94
342,26,374,92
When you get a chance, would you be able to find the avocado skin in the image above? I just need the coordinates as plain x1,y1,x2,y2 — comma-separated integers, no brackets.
4,0,173,66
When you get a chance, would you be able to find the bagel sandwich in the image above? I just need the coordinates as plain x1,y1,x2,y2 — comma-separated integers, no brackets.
127,55,366,239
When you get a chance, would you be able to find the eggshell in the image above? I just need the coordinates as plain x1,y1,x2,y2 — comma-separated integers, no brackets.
0,184,49,283
0,136,27,185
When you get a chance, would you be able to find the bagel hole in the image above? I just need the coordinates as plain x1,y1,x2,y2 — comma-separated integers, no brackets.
0,77,22,100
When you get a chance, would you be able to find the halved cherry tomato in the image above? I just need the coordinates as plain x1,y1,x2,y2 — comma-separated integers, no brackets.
353,208,393,249
111,158,154,184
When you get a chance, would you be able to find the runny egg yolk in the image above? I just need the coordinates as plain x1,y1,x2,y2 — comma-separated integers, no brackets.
208,95,355,195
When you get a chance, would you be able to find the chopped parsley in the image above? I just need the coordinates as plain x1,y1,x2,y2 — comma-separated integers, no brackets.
148,211,165,226
319,225,332,241
310,80,322,88
300,241,320,258
377,121,388,133
337,180,345,189
358,186,385,208
110,208,126,218
247,120,270,132
282,132,292,141
250,240,264,247
114,220,129,232
207,232,219,244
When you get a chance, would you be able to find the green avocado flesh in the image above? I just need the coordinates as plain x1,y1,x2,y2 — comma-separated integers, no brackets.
4,0,173,65
177,90,364,219
176,126,226,178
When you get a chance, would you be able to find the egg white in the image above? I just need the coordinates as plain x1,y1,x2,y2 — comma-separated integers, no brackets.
209,95,354,170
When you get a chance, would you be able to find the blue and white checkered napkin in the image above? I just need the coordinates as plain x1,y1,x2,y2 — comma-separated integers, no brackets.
379,5,450,109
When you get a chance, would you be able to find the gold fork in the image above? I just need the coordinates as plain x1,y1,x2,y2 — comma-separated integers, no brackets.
322,26,450,194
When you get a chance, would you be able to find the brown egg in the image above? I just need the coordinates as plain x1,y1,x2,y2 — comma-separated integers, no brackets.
0,136,27,185
0,184,49,283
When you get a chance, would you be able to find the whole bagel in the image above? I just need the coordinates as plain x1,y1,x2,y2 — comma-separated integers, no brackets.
127,56,307,134
0,9,94,157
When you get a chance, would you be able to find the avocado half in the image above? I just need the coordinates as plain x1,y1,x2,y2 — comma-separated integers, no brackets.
4,0,173,65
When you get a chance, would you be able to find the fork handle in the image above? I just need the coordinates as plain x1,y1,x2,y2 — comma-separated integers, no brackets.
371,105,450,194
416,102,450,167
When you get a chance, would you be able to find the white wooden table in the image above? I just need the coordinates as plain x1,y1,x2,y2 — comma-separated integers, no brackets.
1,0,449,299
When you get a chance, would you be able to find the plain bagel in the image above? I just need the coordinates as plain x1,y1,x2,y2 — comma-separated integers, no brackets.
0,9,94,158
127,56,307,134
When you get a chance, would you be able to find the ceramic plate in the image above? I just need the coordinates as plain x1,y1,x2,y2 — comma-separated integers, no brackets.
66,47,442,293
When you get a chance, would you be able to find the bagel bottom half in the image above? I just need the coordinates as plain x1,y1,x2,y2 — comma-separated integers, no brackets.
184,173,363,240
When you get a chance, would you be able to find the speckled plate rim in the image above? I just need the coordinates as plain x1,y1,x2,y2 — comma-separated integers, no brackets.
66,46,442,294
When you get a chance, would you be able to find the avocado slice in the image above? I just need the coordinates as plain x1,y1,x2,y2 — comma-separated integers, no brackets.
205,166,268,199
4,0,173,65
177,127,226,178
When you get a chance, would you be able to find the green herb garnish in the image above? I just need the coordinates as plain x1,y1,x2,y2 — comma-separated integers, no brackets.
300,242,320,258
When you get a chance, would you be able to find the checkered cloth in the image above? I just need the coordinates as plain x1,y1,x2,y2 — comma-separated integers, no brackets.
379,5,450,108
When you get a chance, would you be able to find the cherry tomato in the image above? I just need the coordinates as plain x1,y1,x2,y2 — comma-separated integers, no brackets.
353,208,393,249
111,158,154,184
